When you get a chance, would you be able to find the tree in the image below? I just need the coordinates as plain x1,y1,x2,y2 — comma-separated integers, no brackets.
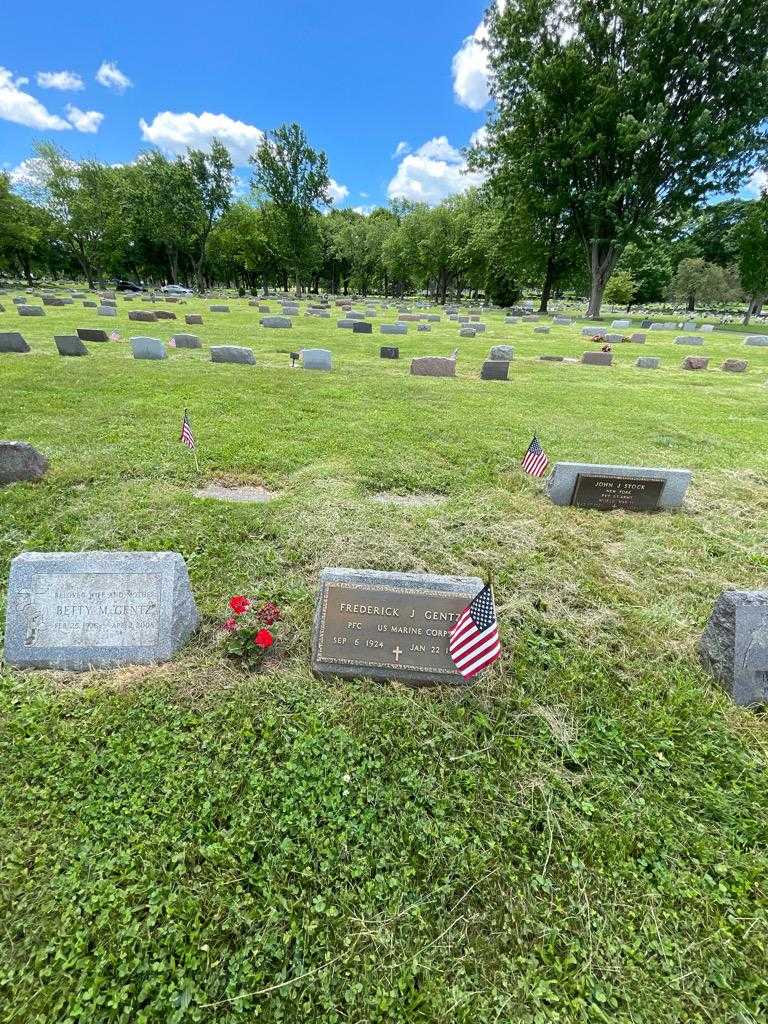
250,123,331,291
603,269,636,308
668,257,740,310
187,140,234,290
730,193,768,323
482,0,768,318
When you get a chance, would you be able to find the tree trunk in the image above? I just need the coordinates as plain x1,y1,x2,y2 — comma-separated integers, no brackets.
743,293,766,325
383,269,388,297
586,242,618,319
687,294,695,312
539,256,556,313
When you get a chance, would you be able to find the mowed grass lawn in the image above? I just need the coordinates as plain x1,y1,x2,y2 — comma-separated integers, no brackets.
1,296,768,1023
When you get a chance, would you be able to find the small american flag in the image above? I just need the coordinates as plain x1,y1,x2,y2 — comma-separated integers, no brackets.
180,409,196,450
522,434,549,477
449,583,501,680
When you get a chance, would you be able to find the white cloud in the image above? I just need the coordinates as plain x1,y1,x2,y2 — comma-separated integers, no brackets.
353,205,374,216
359,191,369,198
139,110,263,165
392,140,410,158
95,61,132,93
414,136,463,163
65,104,104,133
469,125,488,148
328,177,349,203
744,169,768,198
0,66,71,130
36,70,84,91
452,22,491,111
387,133,486,204
8,157,48,189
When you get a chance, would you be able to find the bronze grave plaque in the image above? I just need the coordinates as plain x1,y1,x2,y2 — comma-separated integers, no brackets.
570,473,665,512
312,568,484,684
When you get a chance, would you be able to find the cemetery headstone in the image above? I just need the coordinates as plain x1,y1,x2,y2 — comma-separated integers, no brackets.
721,359,748,373
636,356,660,369
582,326,606,336
76,328,109,342
98,305,117,317
490,345,514,360
129,310,158,322
0,441,48,485
185,314,204,325
352,321,372,334
261,316,292,328
630,333,646,343
539,354,564,362
381,323,407,334
417,324,431,332
547,462,691,511
171,333,202,349
582,351,613,365
4,550,199,671
130,336,167,360
311,567,484,685
153,310,177,320
54,335,89,357
744,335,768,346
681,356,709,370
0,332,30,353
18,306,44,317
534,326,550,334
675,335,704,345
699,590,768,707
211,346,256,364
380,346,399,359
480,360,509,381
611,320,631,328
410,355,456,378
303,348,332,371
210,305,230,313
337,319,355,329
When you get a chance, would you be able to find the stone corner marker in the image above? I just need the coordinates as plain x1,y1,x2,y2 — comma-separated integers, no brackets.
4,551,199,671
0,442,48,485
311,568,484,685
546,462,692,512
699,590,768,707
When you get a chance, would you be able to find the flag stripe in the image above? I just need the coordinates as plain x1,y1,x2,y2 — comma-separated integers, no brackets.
448,583,501,680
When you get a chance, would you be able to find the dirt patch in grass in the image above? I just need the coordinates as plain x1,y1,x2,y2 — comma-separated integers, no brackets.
369,491,447,507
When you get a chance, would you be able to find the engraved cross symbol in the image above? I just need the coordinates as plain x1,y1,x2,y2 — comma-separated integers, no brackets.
393,646,402,662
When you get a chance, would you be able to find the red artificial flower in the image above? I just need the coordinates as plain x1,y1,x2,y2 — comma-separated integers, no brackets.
222,618,238,632
253,629,274,649
257,601,282,625
229,595,251,615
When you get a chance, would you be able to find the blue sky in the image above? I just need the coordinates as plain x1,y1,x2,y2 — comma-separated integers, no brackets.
2,1,762,206
1,0,495,209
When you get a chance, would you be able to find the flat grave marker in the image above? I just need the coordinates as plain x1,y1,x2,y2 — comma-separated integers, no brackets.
547,462,692,512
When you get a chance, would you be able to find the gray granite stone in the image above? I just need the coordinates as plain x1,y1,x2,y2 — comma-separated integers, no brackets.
353,321,372,333
410,355,456,378
211,345,255,364
210,304,230,312
4,550,199,671
0,441,48,485
337,319,355,328
539,354,564,362
534,326,550,334
490,344,514,361
0,332,30,353
745,335,768,346
700,324,714,332
54,335,89,357
675,335,704,345
97,305,117,317
130,336,167,360
381,323,407,334
721,358,748,373
171,333,202,349
261,316,292,328
153,310,177,320
303,348,332,371
699,590,768,706
480,360,509,380
630,333,646,343
83,301,97,308
77,328,109,342
129,310,158,322
650,321,676,330
185,314,204,325
582,326,607,336
553,316,572,325
459,328,476,337
636,356,660,368
311,567,484,685
417,324,431,332
546,462,691,509
581,351,613,365
18,305,44,316
611,319,631,328
380,346,399,359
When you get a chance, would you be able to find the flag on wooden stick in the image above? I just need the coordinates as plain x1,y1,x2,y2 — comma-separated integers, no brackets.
521,434,549,477
449,583,501,680
180,409,196,450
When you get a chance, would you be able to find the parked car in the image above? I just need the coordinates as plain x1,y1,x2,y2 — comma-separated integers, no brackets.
161,284,193,296
114,279,145,292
